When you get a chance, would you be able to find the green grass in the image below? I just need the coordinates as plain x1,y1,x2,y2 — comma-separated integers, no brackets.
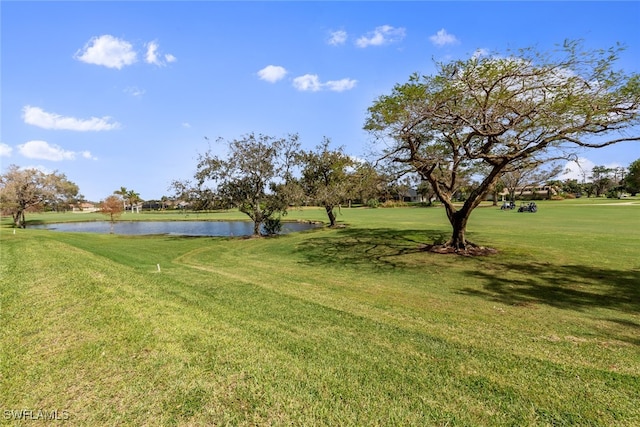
1,200,639,426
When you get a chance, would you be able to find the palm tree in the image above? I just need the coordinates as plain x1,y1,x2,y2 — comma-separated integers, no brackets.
126,189,142,213
113,186,128,212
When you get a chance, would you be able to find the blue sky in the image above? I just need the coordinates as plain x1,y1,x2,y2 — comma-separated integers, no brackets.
2,1,639,201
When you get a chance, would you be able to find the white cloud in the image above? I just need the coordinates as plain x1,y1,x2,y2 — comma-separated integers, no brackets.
21,164,52,174
257,65,288,83
182,122,191,128
0,143,12,157
429,29,460,47
324,78,358,92
75,35,137,69
16,141,97,162
356,25,405,48
81,151,98,160
124,86,145,97
293,74,323,92
560,159,592,181
18,140,76,161
293,74,357,92
146,42,160,64
145,41,177,67
328,30,347,46
22,106,120,131
561,158,623,182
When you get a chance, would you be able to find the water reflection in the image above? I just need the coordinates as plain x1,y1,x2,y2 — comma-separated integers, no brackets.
30,220,319,236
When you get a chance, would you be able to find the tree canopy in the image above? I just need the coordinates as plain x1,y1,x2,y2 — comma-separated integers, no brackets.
100,195,124,233
625,159,640,195
193,133,300,236
0,165,81,228
298,138,354,227
365,40,640,253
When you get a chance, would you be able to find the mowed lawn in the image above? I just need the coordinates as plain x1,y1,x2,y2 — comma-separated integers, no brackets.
1,201,639,426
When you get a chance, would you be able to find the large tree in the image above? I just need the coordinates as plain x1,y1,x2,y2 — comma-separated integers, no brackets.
194,133,300,236
345,161,382,206
625,159,640,195
0,165,80,228
298,138,353,227
365,41,640,253
590,166,615,197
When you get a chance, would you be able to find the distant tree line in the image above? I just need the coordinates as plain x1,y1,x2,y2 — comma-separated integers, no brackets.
3,154,638,232
546,166,634,199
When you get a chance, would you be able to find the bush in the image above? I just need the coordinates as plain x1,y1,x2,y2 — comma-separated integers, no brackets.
263,217,282,236
409,201,436,208
366,199,380,209
381,200,408,208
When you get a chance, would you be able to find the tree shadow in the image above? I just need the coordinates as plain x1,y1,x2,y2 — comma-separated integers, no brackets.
297,228,640,317
296,227,450,270
459,261,640,314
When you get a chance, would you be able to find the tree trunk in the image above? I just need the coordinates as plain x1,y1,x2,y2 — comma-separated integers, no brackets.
325,205,336,227
251,202,262,236
447,210,469,250
424,162,503,253
253,220,261,236
14,210,27,228
12,211,20,228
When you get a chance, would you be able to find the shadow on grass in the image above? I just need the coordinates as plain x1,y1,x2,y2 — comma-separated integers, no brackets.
296,227,450,269
459,262,640,314
297,227,640,316
23,219,47,226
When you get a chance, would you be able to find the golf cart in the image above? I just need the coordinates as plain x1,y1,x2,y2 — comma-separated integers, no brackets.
518,202,538,213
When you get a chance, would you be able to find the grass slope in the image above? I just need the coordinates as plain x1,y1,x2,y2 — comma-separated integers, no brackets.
1,201,639,425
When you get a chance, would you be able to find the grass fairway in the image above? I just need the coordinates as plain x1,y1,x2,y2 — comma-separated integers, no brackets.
1,201,639,426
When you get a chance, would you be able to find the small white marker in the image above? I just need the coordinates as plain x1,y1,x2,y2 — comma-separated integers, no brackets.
157,264,161,272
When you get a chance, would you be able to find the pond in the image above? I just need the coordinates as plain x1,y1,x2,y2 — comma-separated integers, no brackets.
29,220,320,237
